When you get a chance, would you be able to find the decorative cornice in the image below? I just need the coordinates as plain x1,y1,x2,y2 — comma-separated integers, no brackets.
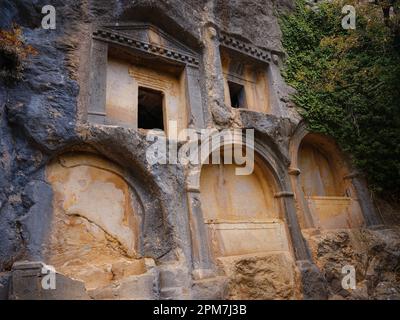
93,28,200,68
101,22,197,55
218,32,271,64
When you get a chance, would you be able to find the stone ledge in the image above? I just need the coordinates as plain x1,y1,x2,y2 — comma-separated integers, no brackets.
9,261,90,300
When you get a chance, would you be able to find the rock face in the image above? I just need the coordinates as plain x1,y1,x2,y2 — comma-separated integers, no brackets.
42,152,170,296
0,0,399,300
305,228,400,300
217,252,301,300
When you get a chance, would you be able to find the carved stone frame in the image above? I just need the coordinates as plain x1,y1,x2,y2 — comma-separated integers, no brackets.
186,132,311,280
289,121,382,229
87,23,205,130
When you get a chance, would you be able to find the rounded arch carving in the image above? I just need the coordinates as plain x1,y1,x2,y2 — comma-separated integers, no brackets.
289,122,365,230
43,150,171,291
186,132,310,277
199,152,289,258
289,122,353,183
186,130,290,193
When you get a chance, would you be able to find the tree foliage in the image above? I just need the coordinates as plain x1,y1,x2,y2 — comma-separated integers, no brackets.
280,0,400,200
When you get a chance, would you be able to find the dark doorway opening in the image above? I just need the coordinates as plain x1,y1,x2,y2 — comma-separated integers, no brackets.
228,81,246,108
138,87,164,130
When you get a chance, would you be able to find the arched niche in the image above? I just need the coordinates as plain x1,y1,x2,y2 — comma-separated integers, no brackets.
289,129,365,230
298,137,347,197
45,152,147,291
184,130,312,281
201,160,278,221
199,154,290,257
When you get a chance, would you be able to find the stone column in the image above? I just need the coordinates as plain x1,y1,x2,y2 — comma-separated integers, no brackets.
276,180,329,299
186,169,215,280
289,167,316,229
274,186,330,299
345,173,383,226
185,66,205,129
87,39,108,124
276,190,311,261
201,24,232,127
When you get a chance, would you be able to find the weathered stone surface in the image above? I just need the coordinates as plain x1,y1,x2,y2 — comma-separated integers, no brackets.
0,0,293,272
0,0,399,300
217,252,301,300
297,260,329,300
88,270,159,300
9,261,90,300
213,0,293,52
239,111,295,161
8,259,161,300
0,0,82,270
191,276,228,300
0,272,10,300
158,254,192,300
305,228,400,300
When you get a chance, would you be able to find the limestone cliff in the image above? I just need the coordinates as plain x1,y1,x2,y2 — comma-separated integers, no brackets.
0,0,399,300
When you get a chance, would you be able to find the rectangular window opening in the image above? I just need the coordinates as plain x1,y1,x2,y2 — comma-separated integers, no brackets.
228,81,246,109
138,87,164,130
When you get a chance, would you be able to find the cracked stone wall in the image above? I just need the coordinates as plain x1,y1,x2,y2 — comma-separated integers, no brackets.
0,0,399,300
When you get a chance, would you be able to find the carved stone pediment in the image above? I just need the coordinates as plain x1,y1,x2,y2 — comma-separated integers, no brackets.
219,31,272,64
93,22,199,67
